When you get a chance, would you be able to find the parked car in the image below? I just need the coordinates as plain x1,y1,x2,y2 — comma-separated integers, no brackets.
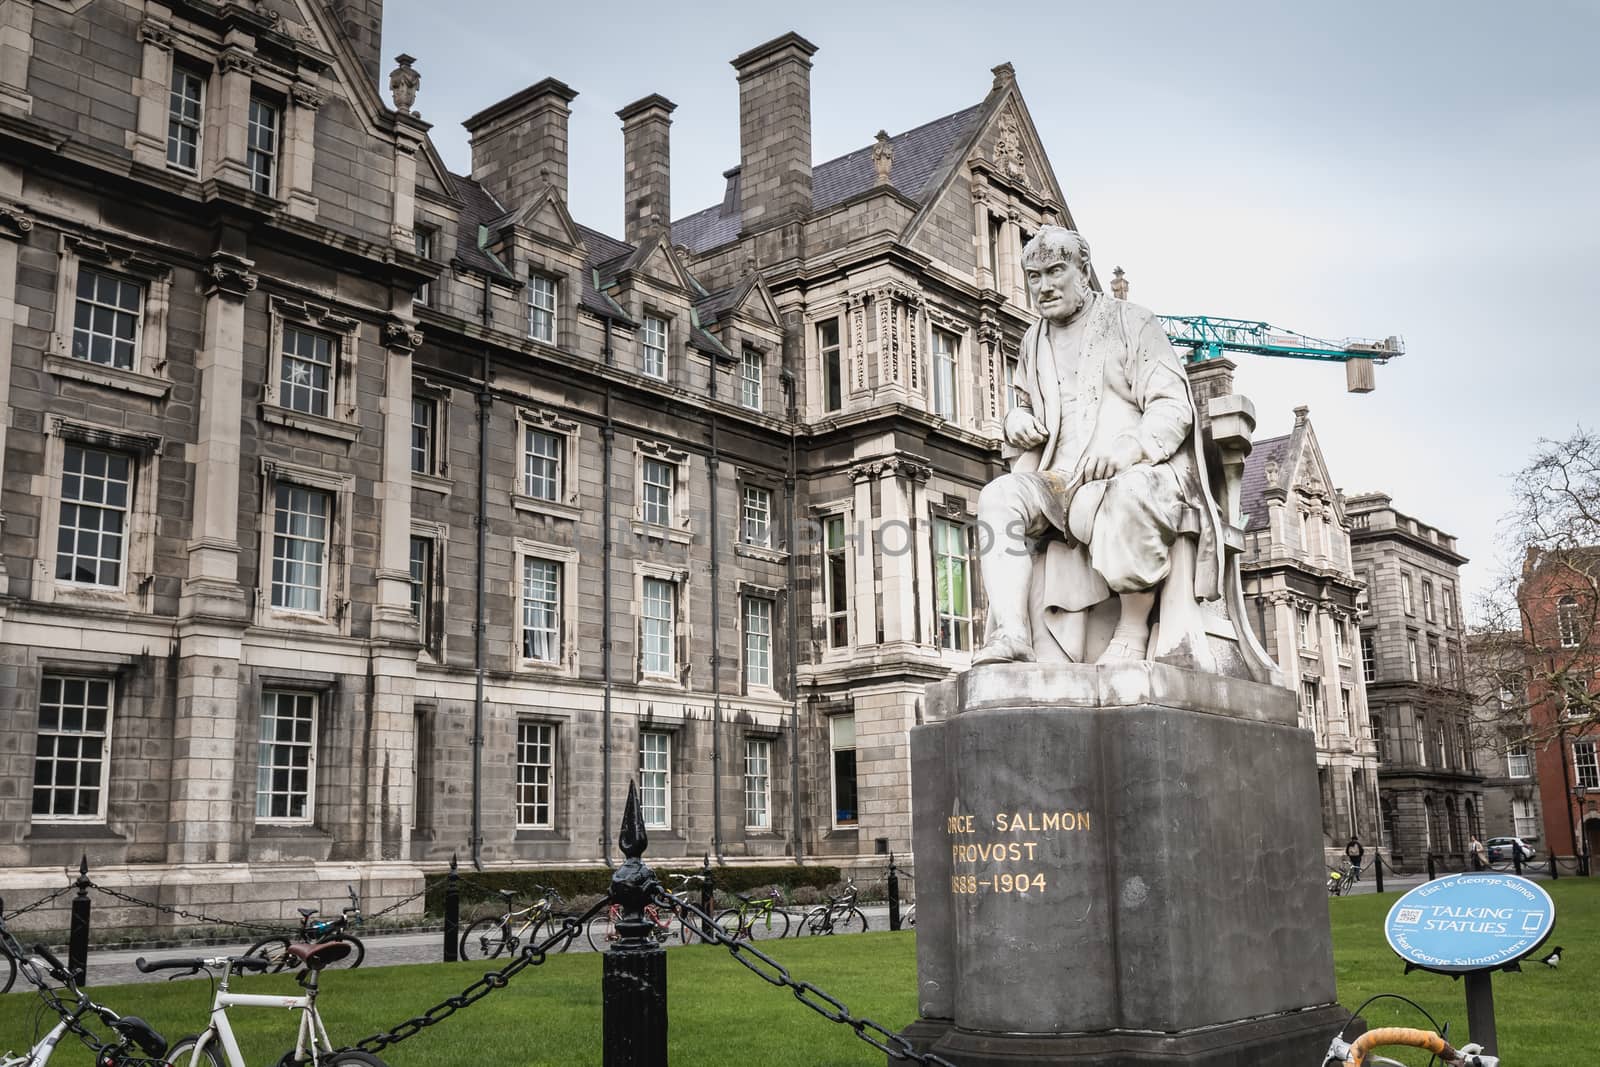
1486,836,1538,863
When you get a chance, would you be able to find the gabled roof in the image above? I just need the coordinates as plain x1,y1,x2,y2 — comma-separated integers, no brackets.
1239,433,1292,532
448,172,514,278
670,104,986,255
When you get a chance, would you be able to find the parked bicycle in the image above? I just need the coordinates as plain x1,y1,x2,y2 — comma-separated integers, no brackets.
0,928,168,1067
137,944,385,1067
1321,995,1498,1066
587,874,706,951
1326,861,1355,896
460,885,573,960
246,887,365,972
714,885,790,941
797,877,868,937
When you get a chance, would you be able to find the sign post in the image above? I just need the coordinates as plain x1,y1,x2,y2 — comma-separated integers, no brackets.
1383,872,1557,1056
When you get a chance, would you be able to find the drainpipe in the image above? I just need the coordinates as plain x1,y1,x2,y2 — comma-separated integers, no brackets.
707,333,725,864
781,368,803,863
600,310,615,868
471,272,493,870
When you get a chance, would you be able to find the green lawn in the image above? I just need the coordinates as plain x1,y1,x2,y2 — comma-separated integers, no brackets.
4,880,1594,1066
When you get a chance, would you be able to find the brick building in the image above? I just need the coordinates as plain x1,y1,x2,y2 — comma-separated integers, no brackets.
0,2,1101,923
1347,493,1482,867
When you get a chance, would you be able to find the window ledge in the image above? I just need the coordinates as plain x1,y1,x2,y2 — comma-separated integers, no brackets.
735,543,788,564
256,607,342,634
413,472,453,496
631,520,691,545
260,404,360,442
514,828,566,842
45,353,171,399
515,657,577,679
25,822,125,841
513,494,582,522
252,823,329,839
40,582,139,609
638,673,686,692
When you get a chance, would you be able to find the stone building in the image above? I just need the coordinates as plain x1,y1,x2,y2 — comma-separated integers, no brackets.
0,2,1095,921
1235,405,1379,862
1463,631,1543,849
1347,493,1482,867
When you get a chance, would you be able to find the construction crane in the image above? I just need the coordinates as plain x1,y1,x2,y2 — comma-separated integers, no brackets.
1112,268,1404,393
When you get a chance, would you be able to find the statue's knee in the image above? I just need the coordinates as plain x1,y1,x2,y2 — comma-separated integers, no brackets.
978,477,1021,516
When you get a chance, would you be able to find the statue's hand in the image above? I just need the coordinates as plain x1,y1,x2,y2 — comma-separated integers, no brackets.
1081,434,1144,481
1003,408,1048,449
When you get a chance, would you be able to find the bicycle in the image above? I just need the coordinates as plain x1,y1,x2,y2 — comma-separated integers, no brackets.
0,935,168,1067
797,877,868,936
713,885,790,941
247,887,365,973
586,874,706,951
137,944,385,1067
1322,995,1499,1066
1327,861,1354,896
460,885,573,960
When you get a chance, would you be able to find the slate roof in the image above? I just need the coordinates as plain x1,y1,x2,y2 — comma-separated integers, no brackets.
447,172,513,278
694,283,745,326
670,103,987,255
1238,433,1292,532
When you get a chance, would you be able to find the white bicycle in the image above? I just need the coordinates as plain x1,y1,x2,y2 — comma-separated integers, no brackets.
0,940,168,1067
136,942,384,1067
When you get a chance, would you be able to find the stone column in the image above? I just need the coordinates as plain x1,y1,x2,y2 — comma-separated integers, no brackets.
911,467,936,647
850,462,877,648
284,80,323,220
208,36,256,189
390,113,427,248
129,9,173,167
0,174,32,588
0,0,35,117
373,322,420,642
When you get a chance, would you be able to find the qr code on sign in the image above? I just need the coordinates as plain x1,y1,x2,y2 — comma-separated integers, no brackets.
1395,907,1423,924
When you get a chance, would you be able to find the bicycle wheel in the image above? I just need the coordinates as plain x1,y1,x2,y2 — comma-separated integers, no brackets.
325,935,364,969
1,943,15,994
245,936,299,973
165,1034,225,1067
539,915,578,953
798,906,830,936
459,918,510,960
746,907,788,940
326,1053,389,1066
586,912,618,953
838,907,868,934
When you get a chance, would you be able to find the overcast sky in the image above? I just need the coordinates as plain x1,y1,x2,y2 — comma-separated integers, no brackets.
381,0,1599,609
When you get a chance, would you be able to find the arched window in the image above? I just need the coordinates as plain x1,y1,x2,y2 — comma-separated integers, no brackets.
1557,595,1582,649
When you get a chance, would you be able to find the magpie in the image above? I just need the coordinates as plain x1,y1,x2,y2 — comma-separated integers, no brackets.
1538,945,1562,968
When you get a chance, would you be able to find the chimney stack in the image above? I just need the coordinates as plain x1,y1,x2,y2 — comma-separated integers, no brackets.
462,77,578,210
617,94,676,246
731,32,818,235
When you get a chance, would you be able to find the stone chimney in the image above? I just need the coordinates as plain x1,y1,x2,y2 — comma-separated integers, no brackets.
617,94,676,245
462,77,578,210
731,31,818,235
330,0,384,86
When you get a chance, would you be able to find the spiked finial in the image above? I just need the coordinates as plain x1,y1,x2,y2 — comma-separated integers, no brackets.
620,780,648,860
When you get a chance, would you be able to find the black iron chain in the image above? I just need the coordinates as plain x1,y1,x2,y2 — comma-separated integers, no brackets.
86,882,291,935
337,895,608,1057
362,885,428,922
658,889,959,1066
1,884,73,921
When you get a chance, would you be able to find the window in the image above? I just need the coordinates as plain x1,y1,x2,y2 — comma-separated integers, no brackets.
1407,635,1419,680
830,714,857,826
523,429,562,502
247,94,279,195
32,675,112,820
1401,572,1413,615
641,314,668,379
741,486,771,547
521,558,561,664
1360,631,1376,683
527,274,557,344
1448,648,1461,685
1442,585,1454,628
1422,579,1435,622
1512,796,1538,839
1575,740,1599,790
1297,608,1313,649
1340,687,1352,726
411,396,436,475
1370,714,1387,762
641,458,673,527
1435,724,1448,768
55,445,132,587
270,484,330,613
819,319,842,412
1300,680,1319,729
279,326,336,417
932,328,958,420
515,721,554,828
256,690,315,822
71,267,143,371
640,731,670,828
1333,620,1346,660
934,519,971,651
987,214,1002,283
1005,356,1020,411
744,596,773,689
166,64,204,172
414,227,434,306
1428,640,1440,681
824,514,848,648
642,577,675,676
740,346,763,411
1557,596,1582,649
409,536,433,642
1415,717,1428,765
744,738,771,830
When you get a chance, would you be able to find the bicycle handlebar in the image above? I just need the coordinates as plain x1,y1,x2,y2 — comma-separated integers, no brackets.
1332,1027,1499,1067
32,942,67,977
136,954,272,974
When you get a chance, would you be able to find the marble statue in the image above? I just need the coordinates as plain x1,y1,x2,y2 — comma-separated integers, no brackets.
973,226,1225,669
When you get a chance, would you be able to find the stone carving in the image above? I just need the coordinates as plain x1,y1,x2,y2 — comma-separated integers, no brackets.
382,319,423,353
138,18,175,51
389,53,419,116
993,111,1028,183
218,47,258,76
973,225,1226,670
872,129,893,185
0,203,34,238
291,82,326,110
204,253,259,299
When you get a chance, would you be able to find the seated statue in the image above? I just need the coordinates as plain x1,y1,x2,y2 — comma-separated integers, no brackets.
974,226,1225,667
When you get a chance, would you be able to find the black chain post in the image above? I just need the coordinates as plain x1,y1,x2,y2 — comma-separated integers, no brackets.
1513,848,1523,876
604,782,666,1067
1549,851,1558,880
1374,853,1384,893
699,853,714,939
67,853,90,985
887,853,901,932
1426,852,1436,881
444,852,460,963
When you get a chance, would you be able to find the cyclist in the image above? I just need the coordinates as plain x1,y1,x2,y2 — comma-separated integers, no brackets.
1344,837,1365,883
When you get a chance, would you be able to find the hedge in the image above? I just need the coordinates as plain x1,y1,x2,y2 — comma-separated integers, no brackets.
424,864,842,916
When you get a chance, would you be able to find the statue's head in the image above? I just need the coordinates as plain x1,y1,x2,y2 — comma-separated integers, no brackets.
1022,225,1093,324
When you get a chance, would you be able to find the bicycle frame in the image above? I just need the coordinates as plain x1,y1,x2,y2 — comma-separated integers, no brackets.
740,897,778,932
181,972,332,1067
1,1014,72,1066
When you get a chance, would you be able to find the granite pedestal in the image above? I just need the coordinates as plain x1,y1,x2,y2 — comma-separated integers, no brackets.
902,662,1343,1065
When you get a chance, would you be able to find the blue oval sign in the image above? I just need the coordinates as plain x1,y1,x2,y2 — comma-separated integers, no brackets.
1384,873,1555,973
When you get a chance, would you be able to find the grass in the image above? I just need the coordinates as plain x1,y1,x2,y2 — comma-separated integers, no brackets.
3,879,1594,1066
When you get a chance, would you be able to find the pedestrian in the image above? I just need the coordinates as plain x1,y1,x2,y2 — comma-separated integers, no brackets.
1470,836,1487,870
1344,837,1365,882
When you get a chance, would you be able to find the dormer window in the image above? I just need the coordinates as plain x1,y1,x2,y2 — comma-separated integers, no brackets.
528,274,557,344
166,64,205,173
641,315,668,380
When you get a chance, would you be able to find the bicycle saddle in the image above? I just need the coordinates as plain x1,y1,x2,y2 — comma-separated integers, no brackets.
498,889,516,899
297,907,318,919
111,1015,168,1057
286,941,351,970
